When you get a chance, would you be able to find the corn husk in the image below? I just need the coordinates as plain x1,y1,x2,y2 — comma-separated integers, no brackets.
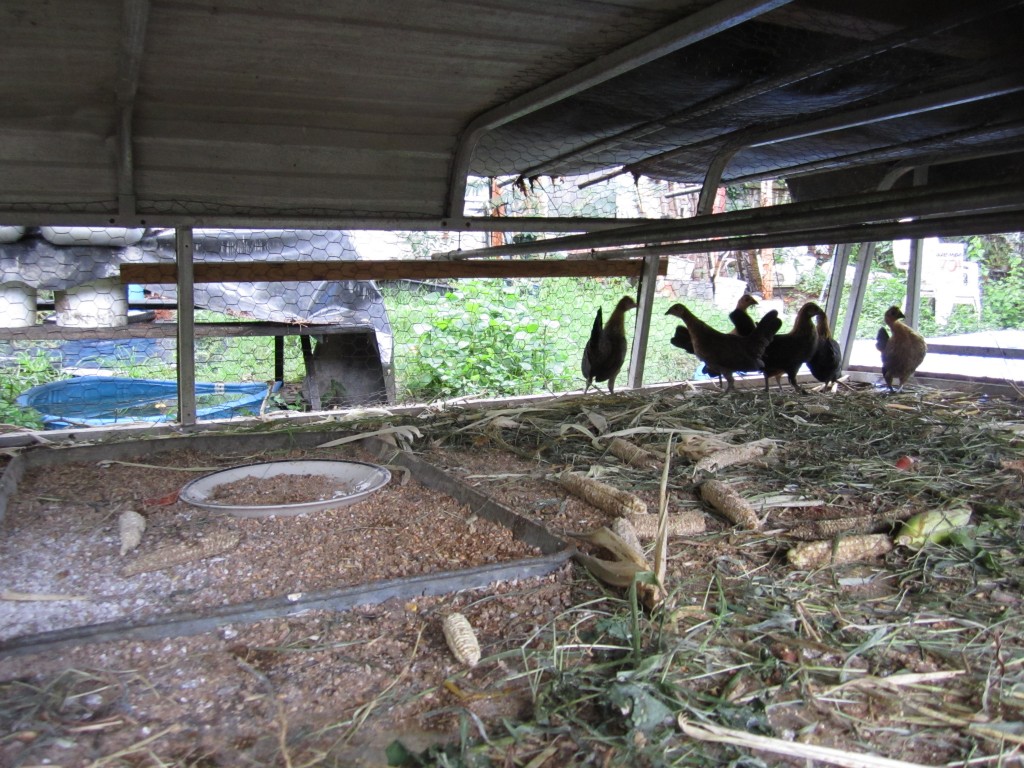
442,613,481,668
699,479,760,530
895,507,973,549
787,534,894,569
611,516,644,554
571,526,649,569
571,524,663,608
573,552,648,588
558,471,647,516
675,432,736,461
118,510,147,556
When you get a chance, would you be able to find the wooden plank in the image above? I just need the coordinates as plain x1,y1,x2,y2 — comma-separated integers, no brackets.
0,321,374,342
923,343,1024,360
120,257,668,284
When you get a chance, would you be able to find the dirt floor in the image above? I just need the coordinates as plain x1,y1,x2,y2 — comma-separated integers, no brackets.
1,382,1023,767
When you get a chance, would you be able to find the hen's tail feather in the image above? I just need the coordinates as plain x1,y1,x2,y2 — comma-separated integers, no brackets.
588,307,604,346
875,327,889,353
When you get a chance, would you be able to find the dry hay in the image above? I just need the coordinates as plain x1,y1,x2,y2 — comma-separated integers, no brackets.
2,382,1023,766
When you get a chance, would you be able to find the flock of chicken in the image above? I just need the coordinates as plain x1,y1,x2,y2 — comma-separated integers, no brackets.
581,294,927,394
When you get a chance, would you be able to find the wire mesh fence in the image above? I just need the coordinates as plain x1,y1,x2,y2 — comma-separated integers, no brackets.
1,178,1021,430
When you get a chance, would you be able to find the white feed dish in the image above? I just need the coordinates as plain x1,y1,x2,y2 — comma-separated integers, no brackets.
179,460,391,518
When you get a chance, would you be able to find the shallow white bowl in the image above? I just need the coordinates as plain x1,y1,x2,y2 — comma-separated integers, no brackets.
179,459,391,518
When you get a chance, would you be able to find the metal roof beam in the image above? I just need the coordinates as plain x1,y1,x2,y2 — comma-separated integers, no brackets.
115,0,150,219
443,0,794,217
725,126,1024,186
519,0,1024,179
627,74,1023,186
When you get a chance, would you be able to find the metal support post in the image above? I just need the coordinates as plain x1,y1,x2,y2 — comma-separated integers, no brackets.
176,227,197,426
627,253,662,389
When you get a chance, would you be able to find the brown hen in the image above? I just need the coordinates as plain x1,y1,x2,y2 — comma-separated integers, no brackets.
666,303,782,392
875,306,927,391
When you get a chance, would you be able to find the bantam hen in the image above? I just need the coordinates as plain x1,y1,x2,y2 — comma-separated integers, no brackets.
581,295,637,394
666,303,782,392
807,311,843,388
761,301,826,393
875,306,927,391
671,294,759,384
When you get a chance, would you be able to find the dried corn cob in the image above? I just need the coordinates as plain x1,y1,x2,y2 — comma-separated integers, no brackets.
608,438,660,470
118,510,147,556
627,511,706,539
558,471,647,516
442,613,481,668
785,509,911,541
786,534,893,569
121,530,241,577
699,480,760,530
693,439,776,475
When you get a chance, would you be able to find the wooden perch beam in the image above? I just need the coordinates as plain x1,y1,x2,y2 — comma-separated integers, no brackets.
121,257,668,284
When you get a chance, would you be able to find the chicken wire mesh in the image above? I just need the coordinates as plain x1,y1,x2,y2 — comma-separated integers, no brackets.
1,176,1021,429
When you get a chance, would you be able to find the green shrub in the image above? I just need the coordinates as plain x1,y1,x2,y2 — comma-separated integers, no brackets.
393,282,576,400
0,350,64,429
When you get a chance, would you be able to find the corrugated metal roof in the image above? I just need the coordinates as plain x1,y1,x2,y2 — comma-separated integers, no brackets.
1,0,1022,234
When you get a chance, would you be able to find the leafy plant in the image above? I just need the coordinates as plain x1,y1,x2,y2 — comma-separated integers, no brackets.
395,283,572,400
0,349,64,429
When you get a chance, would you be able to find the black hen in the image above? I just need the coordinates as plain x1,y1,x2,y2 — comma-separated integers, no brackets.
666,303,781,392
808,311,842,388
670,294,759,383
581,296,637,394
761,301,825,393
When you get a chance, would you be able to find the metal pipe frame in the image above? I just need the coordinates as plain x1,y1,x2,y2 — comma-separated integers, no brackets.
575,210,1024,261
115,0,149,219
626,254,662,389
443,0,793,218
433,180,1024,259
0,212,673,233
175,227,197,426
